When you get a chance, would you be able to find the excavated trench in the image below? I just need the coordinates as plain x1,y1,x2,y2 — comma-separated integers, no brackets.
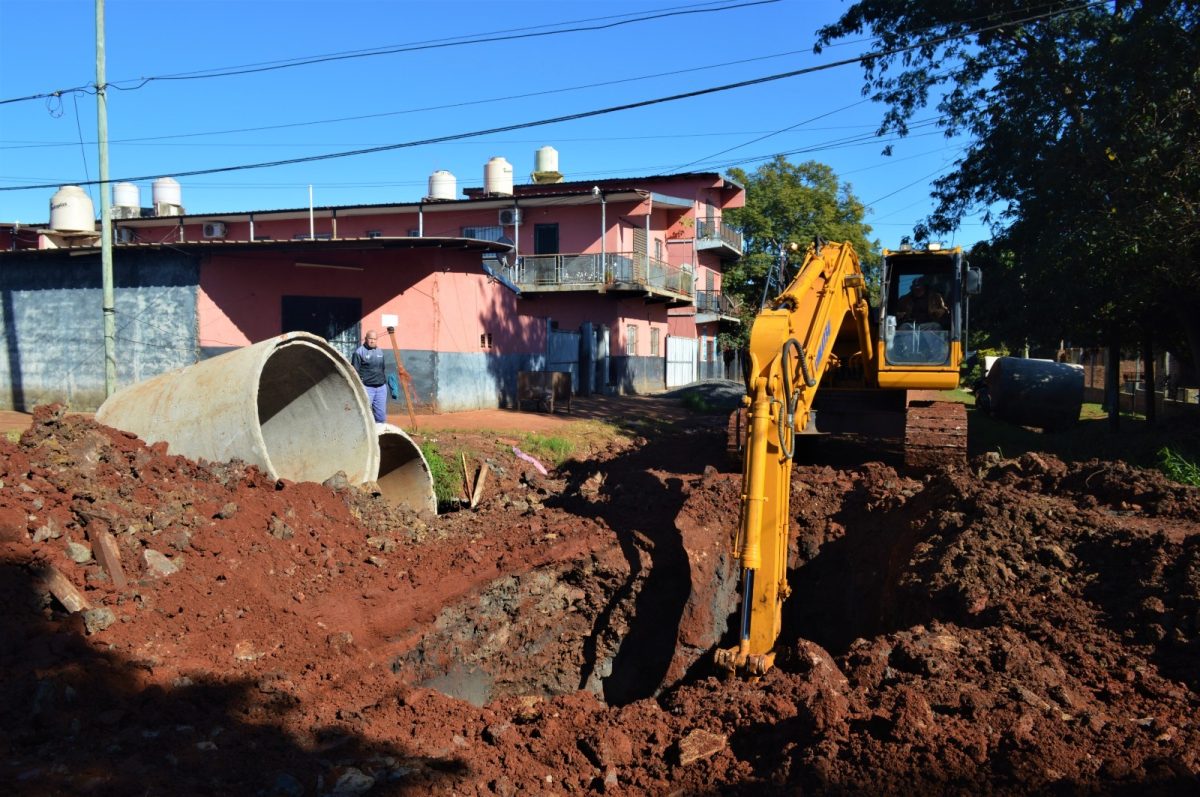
385,442,943,708
390,435,746,708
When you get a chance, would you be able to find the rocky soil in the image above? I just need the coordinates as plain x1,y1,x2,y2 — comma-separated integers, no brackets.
1,405,1197,795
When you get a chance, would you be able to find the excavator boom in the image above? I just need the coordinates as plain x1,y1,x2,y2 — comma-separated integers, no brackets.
717,240,978,677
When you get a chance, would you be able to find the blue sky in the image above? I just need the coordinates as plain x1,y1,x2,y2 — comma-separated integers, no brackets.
0,0,989,247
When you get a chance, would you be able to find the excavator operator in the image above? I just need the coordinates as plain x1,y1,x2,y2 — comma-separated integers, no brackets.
896,276,948,331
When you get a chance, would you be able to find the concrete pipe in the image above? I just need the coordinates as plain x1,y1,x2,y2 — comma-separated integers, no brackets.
96,332,379,484
377,423,438,515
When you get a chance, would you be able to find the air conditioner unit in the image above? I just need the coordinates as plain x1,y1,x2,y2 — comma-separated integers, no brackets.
498,208,522,226
202,222,227,239
114,227,135,243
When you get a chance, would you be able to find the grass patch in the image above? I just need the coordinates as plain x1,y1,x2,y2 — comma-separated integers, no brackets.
518,433,575,467
1158,446,1200,486
680,392,714,413
418,441,463,509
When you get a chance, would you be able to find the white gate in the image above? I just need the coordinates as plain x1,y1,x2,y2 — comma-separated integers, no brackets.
666,335,698,388
548,328,581,390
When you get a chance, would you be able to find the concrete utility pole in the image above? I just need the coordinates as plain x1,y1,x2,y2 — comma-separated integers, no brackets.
96,0,117,397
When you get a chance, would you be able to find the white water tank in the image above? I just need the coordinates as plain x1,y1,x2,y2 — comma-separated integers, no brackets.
112,182,140,209
152,177,182,207
535,146,559,174
49,186,95,232
484,156,514,196
426,170,456,201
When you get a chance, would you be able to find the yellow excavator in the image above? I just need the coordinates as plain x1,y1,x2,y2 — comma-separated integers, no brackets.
715,239,981,677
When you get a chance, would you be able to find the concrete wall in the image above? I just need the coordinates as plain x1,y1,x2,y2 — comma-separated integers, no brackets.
0,250,199,411
611,354,664,395
1082,385,1200,420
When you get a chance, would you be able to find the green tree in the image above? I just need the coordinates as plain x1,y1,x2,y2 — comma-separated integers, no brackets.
721,157,880,347
817,1,1200,375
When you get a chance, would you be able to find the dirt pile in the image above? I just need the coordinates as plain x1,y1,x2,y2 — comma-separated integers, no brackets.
1,406,1198,795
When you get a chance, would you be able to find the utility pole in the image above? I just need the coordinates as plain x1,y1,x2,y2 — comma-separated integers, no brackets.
96,0,116,396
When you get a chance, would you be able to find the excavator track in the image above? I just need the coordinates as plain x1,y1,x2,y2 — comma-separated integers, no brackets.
904,391,967,470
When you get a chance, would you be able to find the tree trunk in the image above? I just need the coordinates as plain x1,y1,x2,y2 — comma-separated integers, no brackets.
1143,334,1156,424
1106,337,1121,432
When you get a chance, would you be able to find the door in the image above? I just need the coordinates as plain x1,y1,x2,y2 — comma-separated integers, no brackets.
548,326,581,390
281,296,362,359
534,224,559,255
666,335,698,388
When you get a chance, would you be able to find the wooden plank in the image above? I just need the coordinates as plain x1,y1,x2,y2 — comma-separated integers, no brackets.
91,529,128,590
40,565,90,613
470,462,490,509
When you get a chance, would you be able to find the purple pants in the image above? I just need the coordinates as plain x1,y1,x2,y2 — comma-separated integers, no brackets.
365,384,388,423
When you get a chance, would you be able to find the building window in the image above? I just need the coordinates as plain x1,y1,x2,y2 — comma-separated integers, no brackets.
626,324,638,356
366,230,383,239
654,239,663,261
480,332,493,349
650,328,660,357
407,229,420,237
463,225,503,241
253,235,273,241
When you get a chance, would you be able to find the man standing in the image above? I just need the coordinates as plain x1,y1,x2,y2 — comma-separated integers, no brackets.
352,329,388,423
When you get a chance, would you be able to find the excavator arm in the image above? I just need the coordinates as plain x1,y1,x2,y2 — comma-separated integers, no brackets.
715,240,871,676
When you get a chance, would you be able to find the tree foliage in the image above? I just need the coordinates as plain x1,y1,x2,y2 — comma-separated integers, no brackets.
720,157,880,346
818,1,1200,373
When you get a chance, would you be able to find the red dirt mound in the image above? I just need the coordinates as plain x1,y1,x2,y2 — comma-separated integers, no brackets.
0,405,1197,795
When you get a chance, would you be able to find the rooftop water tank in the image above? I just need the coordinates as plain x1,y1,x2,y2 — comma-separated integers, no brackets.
112,182,139,209
49,186,95,232
531,146,563,183
484,156,514,196
152,177,182,207
426,170,456,201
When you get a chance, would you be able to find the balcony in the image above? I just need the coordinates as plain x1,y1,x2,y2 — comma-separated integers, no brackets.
503,251,694,303
694,290,743,323
695,219,743,258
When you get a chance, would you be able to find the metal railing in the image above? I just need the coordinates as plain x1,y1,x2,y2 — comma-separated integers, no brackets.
695,219,743,252
695,290,741,316
503,251,694,297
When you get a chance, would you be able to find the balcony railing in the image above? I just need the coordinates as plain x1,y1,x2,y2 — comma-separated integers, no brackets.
695,290,742,317
695,219,743,254
504,251,694,297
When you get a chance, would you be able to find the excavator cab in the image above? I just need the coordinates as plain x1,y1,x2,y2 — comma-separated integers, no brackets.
877,245,976,389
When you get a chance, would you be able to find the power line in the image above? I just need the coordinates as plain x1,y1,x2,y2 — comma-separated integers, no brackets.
0,1,777,106
0,2,1102,194
0,46,825,150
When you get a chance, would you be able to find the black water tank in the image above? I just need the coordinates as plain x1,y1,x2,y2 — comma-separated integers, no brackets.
986,357,1084,431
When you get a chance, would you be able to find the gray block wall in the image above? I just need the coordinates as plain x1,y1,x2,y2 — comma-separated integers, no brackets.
1,251,199,411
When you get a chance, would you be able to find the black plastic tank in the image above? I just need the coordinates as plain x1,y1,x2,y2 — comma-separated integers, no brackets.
985,356,1084,431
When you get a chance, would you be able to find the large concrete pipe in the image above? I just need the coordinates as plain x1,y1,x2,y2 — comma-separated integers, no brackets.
986,356,1084,432
96,332,379,484
377,423,438,515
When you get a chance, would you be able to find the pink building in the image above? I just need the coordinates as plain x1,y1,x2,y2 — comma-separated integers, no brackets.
0,154,745,412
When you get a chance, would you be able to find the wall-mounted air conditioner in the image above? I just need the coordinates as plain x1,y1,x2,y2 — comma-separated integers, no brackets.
114,227,135,243
203,222,227,239
499,208,521,226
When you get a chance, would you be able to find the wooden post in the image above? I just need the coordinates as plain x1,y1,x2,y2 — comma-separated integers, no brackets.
385,326,419,429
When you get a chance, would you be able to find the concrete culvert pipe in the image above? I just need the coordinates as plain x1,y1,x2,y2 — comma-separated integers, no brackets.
376,423,438,515
96,332,379,484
